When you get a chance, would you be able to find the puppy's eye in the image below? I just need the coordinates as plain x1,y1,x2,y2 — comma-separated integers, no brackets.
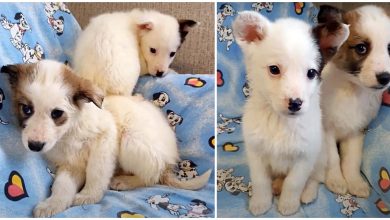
354,44,368,55
150,48,157,54
20,104,33,116
170,52,176,58
51,109,64,119
268,65,280,75
307,69,318,80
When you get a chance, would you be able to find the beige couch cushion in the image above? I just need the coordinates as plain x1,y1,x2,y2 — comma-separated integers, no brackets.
66,2,214,74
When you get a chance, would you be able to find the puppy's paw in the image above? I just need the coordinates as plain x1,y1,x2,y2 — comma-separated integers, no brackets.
73,192,102,206
110,176,140,191
278,197,300,216
300,186,318,204
248,196,272,216
347,176,370,198
325,174,348,195
33,199,67,218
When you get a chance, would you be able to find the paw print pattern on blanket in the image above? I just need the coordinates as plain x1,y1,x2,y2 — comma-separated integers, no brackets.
43,2,71,36
0,12,45,63
222,142,239,152
4,171,29,201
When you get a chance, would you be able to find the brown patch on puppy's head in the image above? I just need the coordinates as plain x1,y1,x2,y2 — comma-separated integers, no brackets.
1,60,104,153
62,67,104,109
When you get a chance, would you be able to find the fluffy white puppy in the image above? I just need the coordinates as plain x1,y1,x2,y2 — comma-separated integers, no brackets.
73,9,197,95
233,11,349,216
1,60,118,217
318,5,390,198
104,95,211,191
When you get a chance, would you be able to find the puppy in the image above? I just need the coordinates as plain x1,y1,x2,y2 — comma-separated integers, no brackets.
103,96,211,191
73,9,197,95
319,5,390,198
233,11,349,215
1,60,118,217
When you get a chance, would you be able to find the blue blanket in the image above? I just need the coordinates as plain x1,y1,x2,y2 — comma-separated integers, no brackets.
217,2,390,218
0,2,214,217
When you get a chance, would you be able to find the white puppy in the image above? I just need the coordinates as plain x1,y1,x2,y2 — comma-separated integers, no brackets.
1,60,118,217
104,95,211,191
73,9,197,95
233,11,349,215
318,5,390,198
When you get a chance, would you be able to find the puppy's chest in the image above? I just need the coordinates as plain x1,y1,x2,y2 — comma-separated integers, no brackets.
324,85,382,136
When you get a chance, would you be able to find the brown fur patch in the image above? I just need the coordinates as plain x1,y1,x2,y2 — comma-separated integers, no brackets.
62,66,104,109
1,63,37,88
52,110,68,126
333,10,370,75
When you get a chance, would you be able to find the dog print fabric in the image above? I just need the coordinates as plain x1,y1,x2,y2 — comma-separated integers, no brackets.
217,2,390,217
0,3,214,217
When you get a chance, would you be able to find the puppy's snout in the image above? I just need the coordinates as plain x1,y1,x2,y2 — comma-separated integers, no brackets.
28,141,45,152
376,72,390,86
288,98,303,113
156,71,164,77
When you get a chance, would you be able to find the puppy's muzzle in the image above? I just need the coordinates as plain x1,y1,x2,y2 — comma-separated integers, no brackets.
376,72,390,87
28,141,45,152
288,98,303,113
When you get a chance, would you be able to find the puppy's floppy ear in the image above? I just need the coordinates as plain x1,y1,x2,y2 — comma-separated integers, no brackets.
73,79,104,109
312,20,350,64
63,67,104,109
318,5,344,24
178,19,198,42
138,21,153,31
1,63,35,87
232,11,270,46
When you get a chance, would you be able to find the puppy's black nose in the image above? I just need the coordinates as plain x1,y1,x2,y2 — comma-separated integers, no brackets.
376,72,390,86
156,71,164,77
288,98,303,112
28,141,45,152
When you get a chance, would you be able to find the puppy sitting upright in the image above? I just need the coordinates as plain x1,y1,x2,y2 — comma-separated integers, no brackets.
233,12,349,215
319,5,390,198
1,60,118,217
73,9,197,95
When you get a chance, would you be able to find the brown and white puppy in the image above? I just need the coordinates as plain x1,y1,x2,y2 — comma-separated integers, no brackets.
1,60,118,217
319,5,390,197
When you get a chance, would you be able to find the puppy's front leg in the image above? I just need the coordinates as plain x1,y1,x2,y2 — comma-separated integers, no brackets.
33,168,84,218
278,159,313,216
73,136,117,206
340,132,370,198
246,150,272,216
324,130,348,194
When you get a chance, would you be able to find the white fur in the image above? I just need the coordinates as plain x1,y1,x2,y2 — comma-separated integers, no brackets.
233,11,324,216
322,5,390,198
103,95,179,187
73,9,182,95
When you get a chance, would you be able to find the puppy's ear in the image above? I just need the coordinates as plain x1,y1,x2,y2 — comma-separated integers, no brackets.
73,79,104,109
179,19,198,42
138,22,153,31
233,11,270,46
312,21,350,64
1,63,35,87
318,5,344,24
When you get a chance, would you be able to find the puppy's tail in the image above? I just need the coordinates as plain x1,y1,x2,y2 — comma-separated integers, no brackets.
161,168,212,190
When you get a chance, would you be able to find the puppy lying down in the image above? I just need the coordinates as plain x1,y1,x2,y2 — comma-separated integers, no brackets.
1,60,211,217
